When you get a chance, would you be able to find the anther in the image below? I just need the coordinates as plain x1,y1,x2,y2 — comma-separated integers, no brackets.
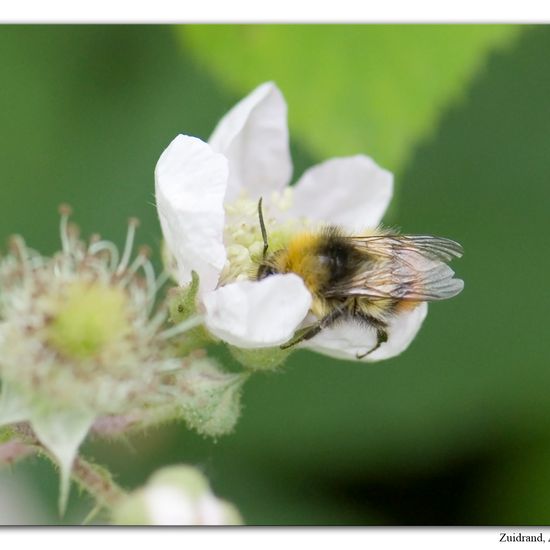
138,244,151,259
58,203,73,217
8,234,24,254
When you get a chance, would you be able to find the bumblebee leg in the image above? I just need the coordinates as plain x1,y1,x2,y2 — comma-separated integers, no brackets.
280,307,345,350
354,315,388,359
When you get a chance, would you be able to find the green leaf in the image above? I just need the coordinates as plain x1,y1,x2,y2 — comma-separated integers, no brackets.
179,25,520,173
174,359,249,438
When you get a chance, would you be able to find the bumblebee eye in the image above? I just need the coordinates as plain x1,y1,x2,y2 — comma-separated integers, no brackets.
257,264,277,280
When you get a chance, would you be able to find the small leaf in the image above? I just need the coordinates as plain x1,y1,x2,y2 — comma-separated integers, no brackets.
172,359,249,437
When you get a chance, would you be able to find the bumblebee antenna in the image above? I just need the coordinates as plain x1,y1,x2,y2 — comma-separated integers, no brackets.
258,197,269,259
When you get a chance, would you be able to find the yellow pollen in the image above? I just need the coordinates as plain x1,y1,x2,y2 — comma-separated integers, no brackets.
221,189,312,284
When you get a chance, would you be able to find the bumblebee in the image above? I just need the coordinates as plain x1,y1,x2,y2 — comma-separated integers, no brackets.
255,199,464,357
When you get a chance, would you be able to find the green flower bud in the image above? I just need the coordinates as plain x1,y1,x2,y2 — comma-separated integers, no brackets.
229,344,290,371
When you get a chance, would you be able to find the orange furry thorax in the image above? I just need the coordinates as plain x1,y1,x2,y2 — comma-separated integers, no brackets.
273,232,331,295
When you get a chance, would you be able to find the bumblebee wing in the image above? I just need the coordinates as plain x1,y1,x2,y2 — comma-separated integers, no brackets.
348,234,464,262
325,235,464,301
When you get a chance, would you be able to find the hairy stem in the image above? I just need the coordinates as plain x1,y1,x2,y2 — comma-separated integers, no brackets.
0,439,35,466
13,422,127,511
70,455,126,510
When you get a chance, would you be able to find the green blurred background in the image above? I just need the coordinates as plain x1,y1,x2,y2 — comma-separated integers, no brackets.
0,24,549,525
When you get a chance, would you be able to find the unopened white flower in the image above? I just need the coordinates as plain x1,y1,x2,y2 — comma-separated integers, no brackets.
112,465,242,525
155,82,427,361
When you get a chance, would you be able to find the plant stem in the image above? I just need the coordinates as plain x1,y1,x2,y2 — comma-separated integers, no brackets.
0,439,35,465
13,422,127,512
71,455,126,510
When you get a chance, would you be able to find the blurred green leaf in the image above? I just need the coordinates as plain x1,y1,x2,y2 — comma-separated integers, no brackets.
179,25,520,173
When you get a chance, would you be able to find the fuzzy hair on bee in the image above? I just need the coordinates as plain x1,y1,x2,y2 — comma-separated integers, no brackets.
255,199,464,358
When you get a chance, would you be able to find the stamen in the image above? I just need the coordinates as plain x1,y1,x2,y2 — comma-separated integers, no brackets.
154,271,170,293
126,249,157,315
88,240,120,271
142,260,157,314
118,245,150,289
147,308,168,335
67,222,83,261
8,234,27,258
117,217,140,275
152,361,187,375
58,204,73,254
158,315,204,340
8,235,31,283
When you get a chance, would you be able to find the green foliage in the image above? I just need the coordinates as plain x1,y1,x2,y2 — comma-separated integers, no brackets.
180,25,520,173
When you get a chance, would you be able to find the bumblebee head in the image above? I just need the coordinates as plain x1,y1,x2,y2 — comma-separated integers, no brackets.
256,262,278,280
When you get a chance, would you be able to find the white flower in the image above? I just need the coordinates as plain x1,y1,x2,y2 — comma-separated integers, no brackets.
0,210,246,511
111,465,242,525
155,82,428,362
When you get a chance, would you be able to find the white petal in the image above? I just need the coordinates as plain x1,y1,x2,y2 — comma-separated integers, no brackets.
197,494,229,525
209,82,292,201
155,135,229,292
145,485,195,525
289,156,393,230
304,303,428,362
202,274,312,348
30,408,95,514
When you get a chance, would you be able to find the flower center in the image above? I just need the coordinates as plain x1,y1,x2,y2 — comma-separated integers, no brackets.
46,281,130,360
220,189,308,284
